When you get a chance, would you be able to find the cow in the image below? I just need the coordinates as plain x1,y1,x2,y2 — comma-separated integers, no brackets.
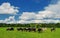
24,27,28,31
31,27,36,32
41,27,47,31
51,27,56,32
26,27,36,32
17,27,23,31
7,27,14,31
28,27,32,32
24,27,31,32
38,28,42,33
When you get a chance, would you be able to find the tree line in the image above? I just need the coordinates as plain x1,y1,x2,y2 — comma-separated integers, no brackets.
0,23,60,28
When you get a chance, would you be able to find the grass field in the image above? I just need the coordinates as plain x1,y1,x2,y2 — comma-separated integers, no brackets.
0,27,60,38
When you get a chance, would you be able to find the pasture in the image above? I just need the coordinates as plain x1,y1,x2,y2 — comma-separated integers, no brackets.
0,27,60,38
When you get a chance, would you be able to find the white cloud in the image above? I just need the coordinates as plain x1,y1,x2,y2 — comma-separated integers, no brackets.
19,12,36,20
0,16,16,24
36,11,54,19
38,0,60,19
0,2,19,14
19,11,54,20
0,0,60,24
16,19,60,24
44,1,60,18
18,0,60,23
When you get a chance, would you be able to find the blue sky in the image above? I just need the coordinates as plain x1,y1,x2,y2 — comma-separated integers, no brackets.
0,0,52,20
0,0,51,12
0,0,60,24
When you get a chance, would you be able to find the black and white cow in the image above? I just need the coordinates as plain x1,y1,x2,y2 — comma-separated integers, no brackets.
51,27,56,32
17,27,24,31
7,27,14,31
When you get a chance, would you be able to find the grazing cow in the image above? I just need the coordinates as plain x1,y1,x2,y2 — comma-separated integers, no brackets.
51,27,56,32
24,28,28,31
24,27,31,32
17,27,23,31
28,27,32,32
24,27,36,32
38,28,42,33
41,27,47,31
26,27,36,32
31,28,36,32
7,27,14,31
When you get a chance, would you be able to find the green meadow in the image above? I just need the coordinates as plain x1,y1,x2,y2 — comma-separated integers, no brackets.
0,27,60,38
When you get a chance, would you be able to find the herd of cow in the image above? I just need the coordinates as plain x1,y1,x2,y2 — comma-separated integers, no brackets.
6,27,56,32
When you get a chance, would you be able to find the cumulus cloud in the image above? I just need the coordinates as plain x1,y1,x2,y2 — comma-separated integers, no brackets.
0,16,16,24
0,2,19,14
16,19,60,24
0,0,60,24
19,11,53,20
19,12,36,20
18,0,60,23
44,1,60,19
